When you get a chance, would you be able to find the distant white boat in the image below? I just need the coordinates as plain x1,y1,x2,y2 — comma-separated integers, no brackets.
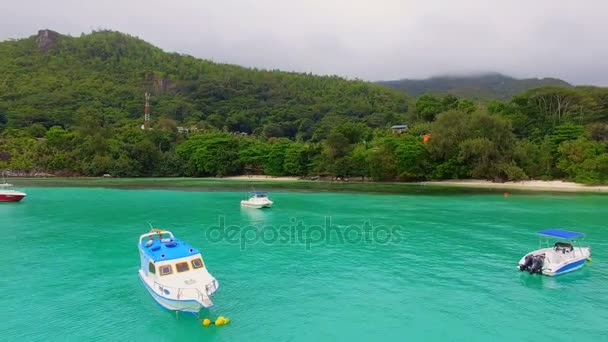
138,229,219,314
240,191,273,209
518,228,591,276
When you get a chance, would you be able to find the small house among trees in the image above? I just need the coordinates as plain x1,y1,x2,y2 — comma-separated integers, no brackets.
391,125,409,133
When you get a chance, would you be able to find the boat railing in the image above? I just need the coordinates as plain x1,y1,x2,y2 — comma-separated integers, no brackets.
139,230,175,244
151,278,218,303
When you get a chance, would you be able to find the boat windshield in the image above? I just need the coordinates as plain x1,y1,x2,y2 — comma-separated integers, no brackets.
250,192,268,198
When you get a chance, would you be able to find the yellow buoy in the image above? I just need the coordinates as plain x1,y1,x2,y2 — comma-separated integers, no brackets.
587,257,592,262
224,318,230,324
215,317,225,326
202,318,211,326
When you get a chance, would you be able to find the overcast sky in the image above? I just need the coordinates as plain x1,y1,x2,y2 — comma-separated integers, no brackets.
1,0,607,85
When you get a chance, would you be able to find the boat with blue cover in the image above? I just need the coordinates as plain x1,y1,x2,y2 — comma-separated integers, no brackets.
138,229,219,313
518,228,591,276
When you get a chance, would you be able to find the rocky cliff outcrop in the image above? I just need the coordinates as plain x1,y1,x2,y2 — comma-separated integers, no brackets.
35,29,60,52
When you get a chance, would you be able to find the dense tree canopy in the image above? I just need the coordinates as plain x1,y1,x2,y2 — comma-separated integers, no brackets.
1,30,607,184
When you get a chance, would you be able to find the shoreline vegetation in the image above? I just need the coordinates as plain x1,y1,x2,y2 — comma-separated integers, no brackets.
1,30,607,186
9,176,608,194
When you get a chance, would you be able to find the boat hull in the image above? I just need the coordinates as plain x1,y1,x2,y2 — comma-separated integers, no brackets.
138,272,207,314
0,193,26,202
544,256,588,276
240,200,272,209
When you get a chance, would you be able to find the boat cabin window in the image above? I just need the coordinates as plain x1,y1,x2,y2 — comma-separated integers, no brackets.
159,265,173,276
148,262,156,274
191,258,204,269
176,262,189,273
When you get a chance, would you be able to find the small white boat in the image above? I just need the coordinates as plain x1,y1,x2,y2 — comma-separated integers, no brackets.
138,229,219,314
240,191,273,209
518,229,591,276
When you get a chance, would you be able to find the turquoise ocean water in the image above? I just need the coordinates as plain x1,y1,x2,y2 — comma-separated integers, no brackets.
2,187,608,341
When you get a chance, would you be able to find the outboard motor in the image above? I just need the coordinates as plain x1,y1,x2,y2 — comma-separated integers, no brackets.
528,255,545,274
519,254,534,271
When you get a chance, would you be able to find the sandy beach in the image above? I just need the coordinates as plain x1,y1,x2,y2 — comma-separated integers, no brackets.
222,175,302,181
224,176,608,193
9,176,608,194
421,180,608,193
221,176,608,193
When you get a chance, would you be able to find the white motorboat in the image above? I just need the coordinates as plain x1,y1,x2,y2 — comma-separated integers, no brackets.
0,182,26,202
518,228,591,276
240,191,273,209
138,229,219,314
0,173,26,202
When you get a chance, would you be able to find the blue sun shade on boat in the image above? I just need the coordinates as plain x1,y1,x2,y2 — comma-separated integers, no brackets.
537,229,585,239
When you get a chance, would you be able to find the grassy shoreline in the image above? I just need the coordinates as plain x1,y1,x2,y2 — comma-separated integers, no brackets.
7,177,607,195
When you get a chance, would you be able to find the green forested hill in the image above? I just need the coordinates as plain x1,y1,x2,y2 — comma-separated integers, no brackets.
377,73,572,101
0,30,409,136
1,30,607,184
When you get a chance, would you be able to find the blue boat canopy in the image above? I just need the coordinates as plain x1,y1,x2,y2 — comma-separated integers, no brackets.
141,237,201,262
537,228,585,239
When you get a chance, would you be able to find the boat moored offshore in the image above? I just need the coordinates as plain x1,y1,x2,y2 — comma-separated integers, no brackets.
138,229,219,314
240,191,273,209
0,182,26,202
518,228,591,276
